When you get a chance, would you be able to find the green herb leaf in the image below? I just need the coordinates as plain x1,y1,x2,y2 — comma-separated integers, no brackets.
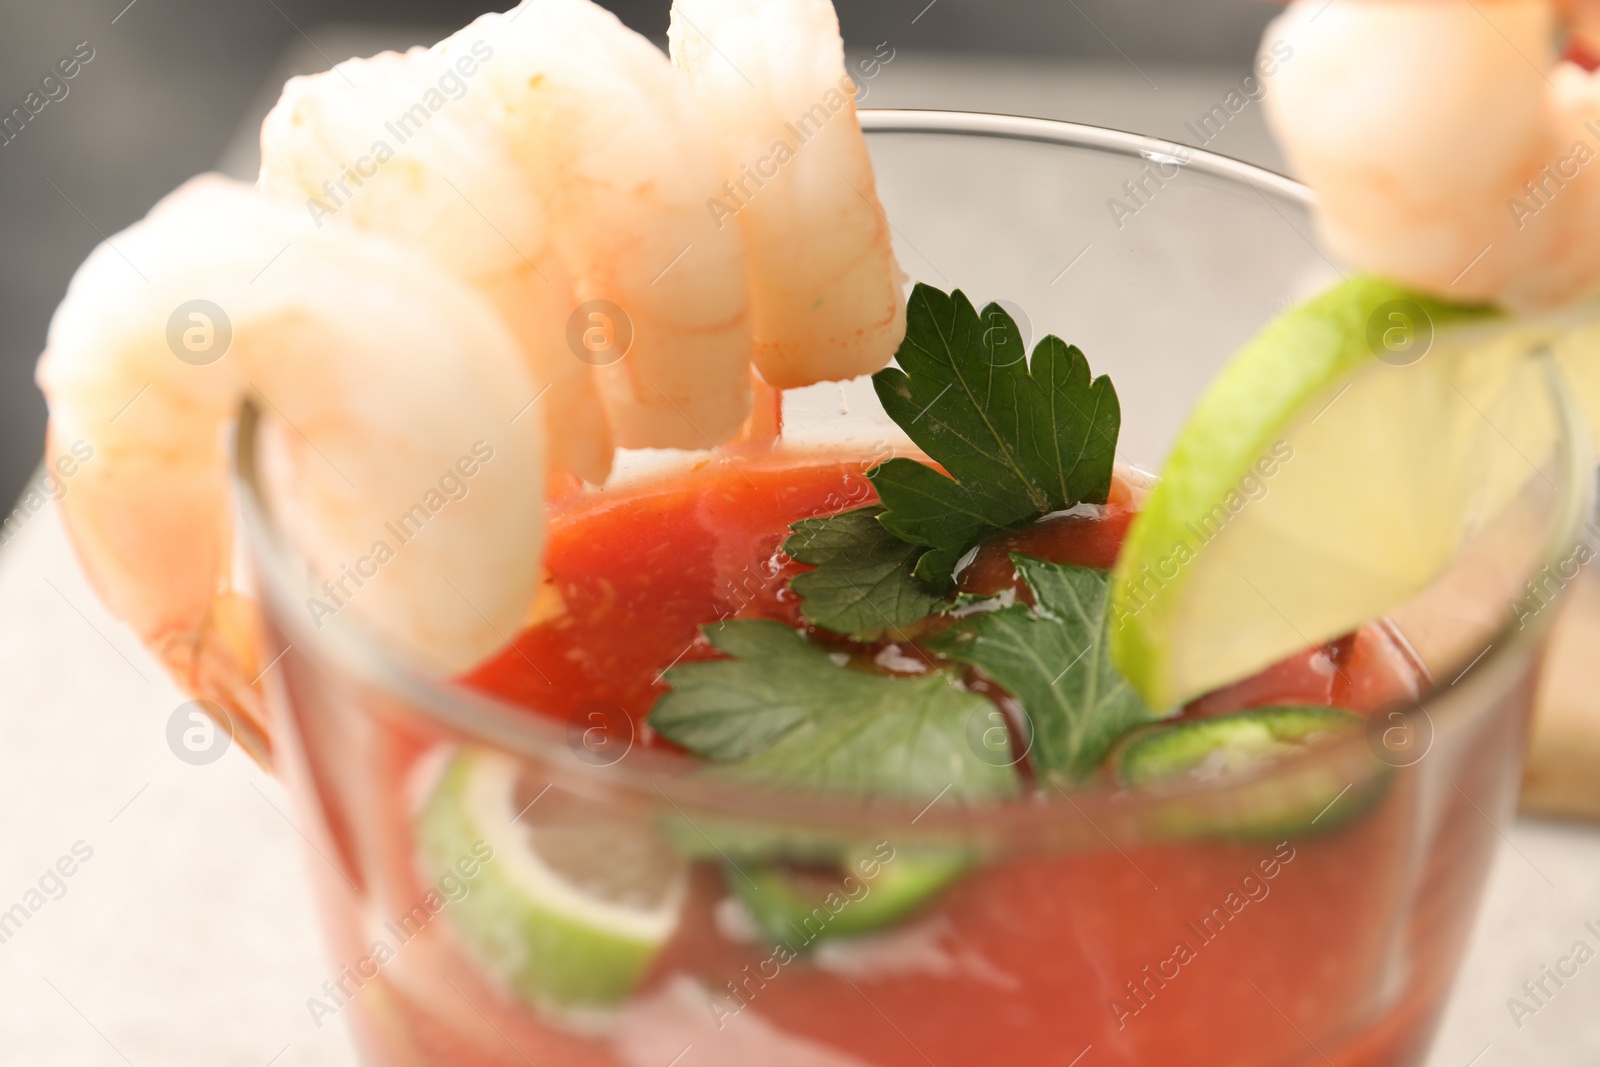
650,620,1018,802
783,507,947,640
926,557,1158,784
871,284,1121,591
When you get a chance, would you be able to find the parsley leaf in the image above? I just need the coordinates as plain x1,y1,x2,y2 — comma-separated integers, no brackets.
650,620,1018,801
926,557,1159,784
650,284,1148,801
871,284,1121,590
783,507,946,640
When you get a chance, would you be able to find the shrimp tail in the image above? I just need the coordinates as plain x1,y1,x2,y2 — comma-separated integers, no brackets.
164,595,273,768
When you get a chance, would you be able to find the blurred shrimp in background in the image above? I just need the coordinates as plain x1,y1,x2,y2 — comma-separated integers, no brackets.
1263,0,1600,310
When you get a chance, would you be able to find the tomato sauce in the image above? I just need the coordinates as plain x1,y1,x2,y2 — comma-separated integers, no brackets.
313,453,1513,1067
463,455,877,738
466,456,1422,752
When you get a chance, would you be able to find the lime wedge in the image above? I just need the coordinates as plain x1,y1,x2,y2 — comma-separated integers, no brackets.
1112,277,1599,709
416,750,687,1011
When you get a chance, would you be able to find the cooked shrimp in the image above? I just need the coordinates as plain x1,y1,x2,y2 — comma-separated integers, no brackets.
1262,0,1600,311
36,176,546,761
41,0,909,764
258,47,615,484
437,0,754,450
668,0,908,388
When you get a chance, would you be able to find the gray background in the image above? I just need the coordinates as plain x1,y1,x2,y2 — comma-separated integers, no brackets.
0,0,1279,510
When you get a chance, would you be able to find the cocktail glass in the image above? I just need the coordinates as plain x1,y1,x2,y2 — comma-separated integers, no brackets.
235,111,1595,1067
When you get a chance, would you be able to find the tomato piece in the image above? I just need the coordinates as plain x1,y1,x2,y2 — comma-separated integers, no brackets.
1186,642,1342,718
1334,621,1428,714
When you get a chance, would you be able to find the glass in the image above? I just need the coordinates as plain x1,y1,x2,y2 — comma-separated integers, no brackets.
236,111,1594,1067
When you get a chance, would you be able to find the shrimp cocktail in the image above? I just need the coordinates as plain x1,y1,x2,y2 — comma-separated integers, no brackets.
33,0,1600,1065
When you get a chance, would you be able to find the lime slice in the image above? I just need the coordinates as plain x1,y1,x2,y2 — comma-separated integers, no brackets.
727,848,969,948
416,750,687,1011
1118,706,1381,838
1119,706,1363,786
1112,276,1600,709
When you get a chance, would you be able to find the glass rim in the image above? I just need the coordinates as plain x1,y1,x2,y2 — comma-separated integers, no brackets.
856,107,1310,202
234,108,1595,841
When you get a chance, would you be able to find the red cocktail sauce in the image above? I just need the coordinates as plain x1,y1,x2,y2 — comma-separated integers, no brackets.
467,458,1421,748
408,455,1501,1067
